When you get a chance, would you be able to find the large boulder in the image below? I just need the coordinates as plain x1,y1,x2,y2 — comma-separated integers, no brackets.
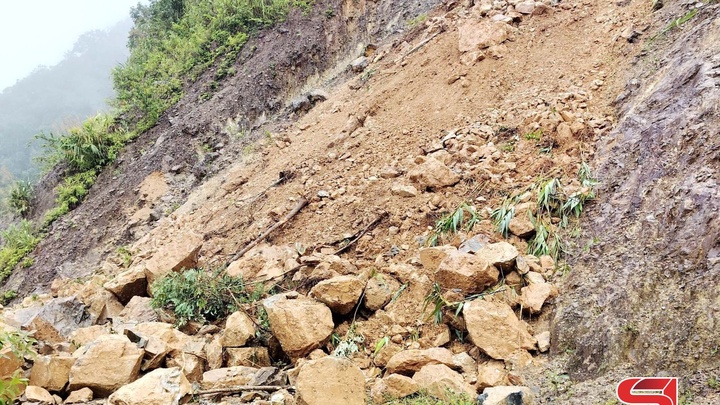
408,156,461,189
222,311,256,347
29,354,76,392
68,335,144,397
476,242,519,270
295,357,365,405
309,275,365,315
463,299,536,359
115,296,158,324
412,364,476,400
435,250,499,294
479,386,536,405
262,293,334,359
386,348,456,375
108,367,192,405
144,232,203,288
13,297,92,344
104,267,147,304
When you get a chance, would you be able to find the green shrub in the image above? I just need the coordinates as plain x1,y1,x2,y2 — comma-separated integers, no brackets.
381,391,475,405
0,330,36,404
0,220,41,284
150,268,267,326
43,170,98,228
0,290,17,306
7,181,33,217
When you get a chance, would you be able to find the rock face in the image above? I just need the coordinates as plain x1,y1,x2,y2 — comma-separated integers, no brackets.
479,386,536,405
412,364,476,400
222,311,256,347
263,294,334,359
408,156,461,189
29,354,76,392
295,357,365,405
68,335,144,397
434,250,499,293
386,348,456,375
108,367,192,405
463,299,535,359
309,275,365,315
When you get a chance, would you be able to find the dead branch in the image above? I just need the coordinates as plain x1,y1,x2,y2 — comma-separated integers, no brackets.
197,385,294,396
333,211,389,255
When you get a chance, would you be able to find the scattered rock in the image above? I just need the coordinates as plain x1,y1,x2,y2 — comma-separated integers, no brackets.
65,387,94,403
476,242,518,270
370,374,419,403
380,167,403,179
515,1,536,14
68,335,144,397
477,360,508,389
386,348,456,375
520,283,558,314
479,386,536,405
408,156,461,189
144,232,203,287
391,183,418,197
309,275,365,315
435,250,499,294
24,386,55,404
363,275,400,311
108,367,192,405
222,311,256,347
226,347,272,368
412,364,476,400
104,267,147,304
116,296,158,323
463,299,536,359
536,331,550,353
202,366,262,389
350,56,369,72
419,245,457,272
263,294,334,359
29,354,75,392
296,357,365,405
458,21,513,52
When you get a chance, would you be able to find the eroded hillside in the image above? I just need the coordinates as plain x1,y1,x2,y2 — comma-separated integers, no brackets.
1,0,718,404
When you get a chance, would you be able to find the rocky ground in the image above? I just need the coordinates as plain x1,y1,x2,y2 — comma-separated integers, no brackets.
1,0,719,404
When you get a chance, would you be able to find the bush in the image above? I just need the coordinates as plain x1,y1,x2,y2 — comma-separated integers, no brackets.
382,391,476,405
7,181,32,217
150,268,267,326
0,330,36,404
0,220,40,284
43,170,98,228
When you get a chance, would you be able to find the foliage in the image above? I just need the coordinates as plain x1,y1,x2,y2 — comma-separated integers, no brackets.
422,283,504,325
114,0,310,133
427,203,481,246
150,268,266,326
0,290,17,306
43,170,98,228
7,181,32,217
0,220,41,284
490,198,516,238
0,330,36,404
331,323,365,358
381,390,475,405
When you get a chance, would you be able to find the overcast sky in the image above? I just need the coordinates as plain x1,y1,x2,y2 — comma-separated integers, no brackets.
0,0,145,92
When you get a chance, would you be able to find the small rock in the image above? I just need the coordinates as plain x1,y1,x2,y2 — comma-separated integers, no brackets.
116,296,158,323
419,245,457,272
370,374,419,403
166,352,205,383
363,275,400,311
463,299,536,360
226,347,272,368
380,167,403,179
0,348,22,379
477,360,508,389
317,190,331,199
108,367,192,405
391,183,418,197
386,348,456,375
25,386,54,404
476,242,518,270
65,387,94,403
435,250,499,294
350,56,369,72
412,364,476,400
515,1,535,14
309,276,365,315
296,357,365,405
222,311,256,347
458,20,513,52
479,386,536,405
536,331,551,353
524,271,546,285
520,283,558,314
408,156,461,189
202,366,262,389
509,216,535,239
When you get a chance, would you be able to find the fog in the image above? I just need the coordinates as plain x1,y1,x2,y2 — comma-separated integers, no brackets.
0,0,144,91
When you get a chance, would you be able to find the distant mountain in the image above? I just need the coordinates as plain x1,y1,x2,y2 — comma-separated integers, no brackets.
0,19,132,186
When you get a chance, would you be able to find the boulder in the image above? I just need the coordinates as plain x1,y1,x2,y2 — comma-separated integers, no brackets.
144,231,203,288
412,364,476,400
514,1,536,14
202,366,261,389
116,296,158,323
370,374,419,403
408,156,461,189
263,294,334,359
29,354,75,392
509,216,535,238
205,335,223,369
463,299,536,360
363,275,400,312
419,245,457,272
226,347,272,368
68,325,111,348
476,242,518,270
386,348,456,375
296,357,365,405
477,360,508,389
309,276,365,315
479,386,536,405
226,244,298,280
15,297,92,344
0,347,22,379
435,250,499,293
536,331,550,353
350,56,369,72
108,367,192,405
131,322,193,352
65,387,93,403
458,21,513,52
520,283,558,314
68,335,144,397
24,386,54,404
166,352,205,382
222,311,256,347
104,267,147,304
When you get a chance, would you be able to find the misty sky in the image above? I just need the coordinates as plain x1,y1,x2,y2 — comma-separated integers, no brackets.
0,0,145,92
